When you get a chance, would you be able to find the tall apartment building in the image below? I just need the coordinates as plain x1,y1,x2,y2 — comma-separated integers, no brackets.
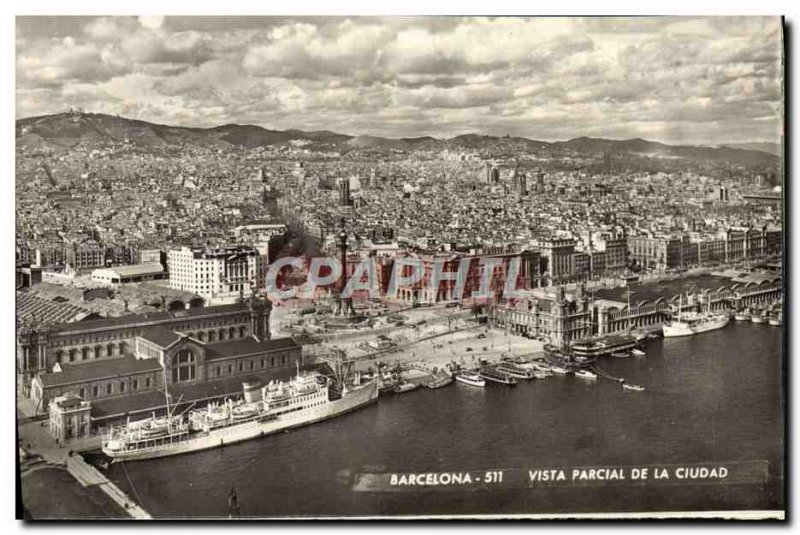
536,238,577,284
63,237,106,271
627,235,683,270
168,246,269,301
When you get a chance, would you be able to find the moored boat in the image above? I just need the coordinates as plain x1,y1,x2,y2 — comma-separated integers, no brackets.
751,313,766,324
496,362,537,380
569,334,639,359
479,366,517,385
734,309,751,321
575,369,597,381
102,372,379,462
768,312,783,326
394,382,420,394
611,351,631,359
663,296,729,338
424,375,454,389
631,348,646,357
455,371,485,387
550,365,569,375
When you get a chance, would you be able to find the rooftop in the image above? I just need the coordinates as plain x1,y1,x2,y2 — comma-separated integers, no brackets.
205,336,300,361
48,302,251,335
16,291,93,326
93,262,164,277
138,326,182,348
38,356,163,388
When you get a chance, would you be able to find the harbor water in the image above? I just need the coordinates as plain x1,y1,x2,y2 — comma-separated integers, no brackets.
106,322,783,517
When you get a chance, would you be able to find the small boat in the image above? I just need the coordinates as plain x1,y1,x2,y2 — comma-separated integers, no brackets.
623,383,645,392
611,351,631,359
751,314,766,324
575,370,597,381
455,371,485,387
424,375,454,389
631,348,646,357
550,366,569,375
768,313,783,327
394,382,419,394
231,404,260,420
496,362,537,380
734,310,751,321
479,367,517,385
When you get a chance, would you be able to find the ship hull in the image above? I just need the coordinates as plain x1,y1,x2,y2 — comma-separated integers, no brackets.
103,381,379,462
662,316,729,338
455,375,484,387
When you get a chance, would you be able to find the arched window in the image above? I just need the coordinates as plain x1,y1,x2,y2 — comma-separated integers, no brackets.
133,379,139,390
92,386,98,397
106,383,112,395
171,349,196,383
120,381,126,393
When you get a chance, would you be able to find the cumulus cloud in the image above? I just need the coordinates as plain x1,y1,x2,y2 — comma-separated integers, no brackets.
15,15,784,144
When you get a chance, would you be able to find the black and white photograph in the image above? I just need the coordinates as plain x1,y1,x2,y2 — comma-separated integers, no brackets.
13,14,785,520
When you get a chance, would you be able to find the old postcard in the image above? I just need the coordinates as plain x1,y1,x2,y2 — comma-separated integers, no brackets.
15,15,785,520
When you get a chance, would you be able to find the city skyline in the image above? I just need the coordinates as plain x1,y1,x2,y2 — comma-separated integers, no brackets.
16,16,783,146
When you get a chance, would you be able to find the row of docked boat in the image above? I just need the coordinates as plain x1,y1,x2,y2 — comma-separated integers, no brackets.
734,307,782,326
454,355,556,388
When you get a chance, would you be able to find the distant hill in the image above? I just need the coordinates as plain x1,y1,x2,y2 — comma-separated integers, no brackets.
552,136,779,167
15,112,781,169
15,112,355,150
722,142,782,157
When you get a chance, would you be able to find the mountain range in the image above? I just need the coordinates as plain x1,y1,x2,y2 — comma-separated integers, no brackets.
16,112,780,168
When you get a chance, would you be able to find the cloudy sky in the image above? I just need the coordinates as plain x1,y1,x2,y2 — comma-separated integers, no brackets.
16,16,783,145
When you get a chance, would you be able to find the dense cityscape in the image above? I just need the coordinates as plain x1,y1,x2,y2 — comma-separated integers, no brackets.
15,15,785,521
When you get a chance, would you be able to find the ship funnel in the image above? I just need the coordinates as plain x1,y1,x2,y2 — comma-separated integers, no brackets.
243,380,262,403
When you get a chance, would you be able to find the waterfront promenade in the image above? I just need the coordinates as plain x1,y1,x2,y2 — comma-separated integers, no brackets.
18,415,150,519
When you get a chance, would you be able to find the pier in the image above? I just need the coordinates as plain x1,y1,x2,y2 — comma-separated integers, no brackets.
67,455,151,519
18,417,151,519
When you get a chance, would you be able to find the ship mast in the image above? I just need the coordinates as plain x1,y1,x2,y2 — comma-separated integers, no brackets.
162,363,171,420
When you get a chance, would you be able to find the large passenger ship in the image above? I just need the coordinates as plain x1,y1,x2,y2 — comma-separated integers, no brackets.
101,371,378,462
